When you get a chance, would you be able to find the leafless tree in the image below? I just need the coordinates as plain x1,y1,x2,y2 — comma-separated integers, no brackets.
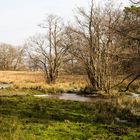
65,0,122,93
26,15,69,83
130,0,140,4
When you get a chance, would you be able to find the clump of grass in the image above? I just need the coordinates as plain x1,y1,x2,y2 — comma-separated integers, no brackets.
12,82,86,94
116,97,140,117
95,97,140,124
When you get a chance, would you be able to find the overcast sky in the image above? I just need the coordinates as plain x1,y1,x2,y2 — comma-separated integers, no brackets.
0,0,130,46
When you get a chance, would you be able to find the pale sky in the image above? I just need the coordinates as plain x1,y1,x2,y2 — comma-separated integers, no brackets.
0,0,130,46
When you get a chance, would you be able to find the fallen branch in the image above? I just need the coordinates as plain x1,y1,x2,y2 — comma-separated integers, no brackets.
124,73,140,92
110,73,134,89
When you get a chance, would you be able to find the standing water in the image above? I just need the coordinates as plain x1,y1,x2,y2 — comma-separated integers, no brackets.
34,93,103,103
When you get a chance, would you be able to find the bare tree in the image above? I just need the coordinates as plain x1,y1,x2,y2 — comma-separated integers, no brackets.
13,46,25,70
26,15,69,83
65,0,102,89
65,0,122,93
130,0,140,4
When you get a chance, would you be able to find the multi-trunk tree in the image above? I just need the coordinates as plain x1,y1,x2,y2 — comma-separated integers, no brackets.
65,0,121,93
26,15,69,83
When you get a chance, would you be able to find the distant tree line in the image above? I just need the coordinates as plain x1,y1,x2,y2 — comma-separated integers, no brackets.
0,43,25,70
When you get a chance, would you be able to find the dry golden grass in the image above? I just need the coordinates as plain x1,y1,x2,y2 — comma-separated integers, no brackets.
116,97,140,116
0,71,86,84
0,71,44,84
0,71,87,93
0,71,139,95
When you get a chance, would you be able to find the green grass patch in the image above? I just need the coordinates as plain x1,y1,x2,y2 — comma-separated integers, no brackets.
0,96,140,140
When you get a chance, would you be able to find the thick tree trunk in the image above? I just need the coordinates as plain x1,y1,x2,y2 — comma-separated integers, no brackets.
86,69,99,90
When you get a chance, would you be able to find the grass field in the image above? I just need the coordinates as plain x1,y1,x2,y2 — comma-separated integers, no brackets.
0,71,140,139
0,96,140,140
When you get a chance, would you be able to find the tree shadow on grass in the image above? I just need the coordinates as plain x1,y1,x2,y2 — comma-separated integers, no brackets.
0,96,139,128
